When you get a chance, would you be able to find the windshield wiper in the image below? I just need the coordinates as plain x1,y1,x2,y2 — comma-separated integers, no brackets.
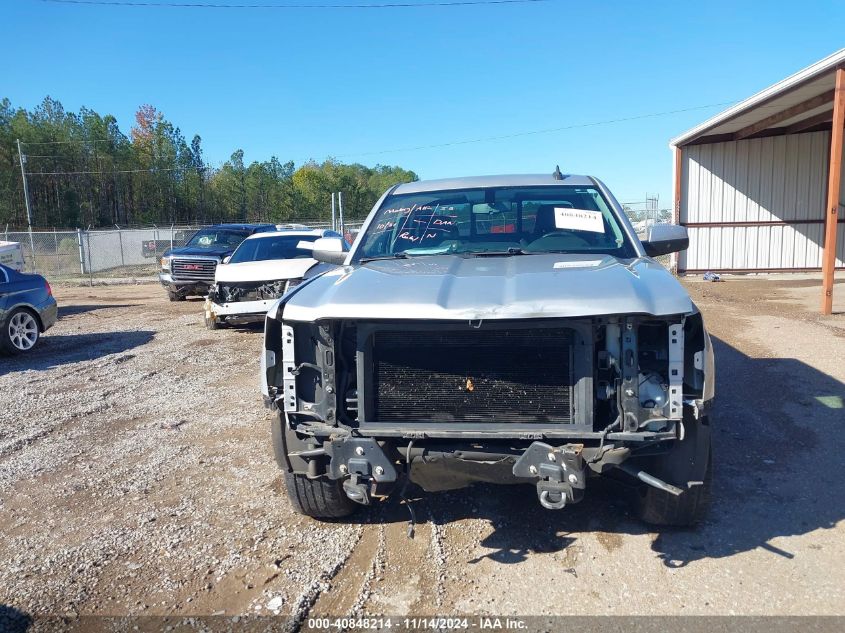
359,252,410,263
461,247,534,257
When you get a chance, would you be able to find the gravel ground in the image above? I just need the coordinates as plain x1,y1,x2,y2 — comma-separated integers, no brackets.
1,277,844,622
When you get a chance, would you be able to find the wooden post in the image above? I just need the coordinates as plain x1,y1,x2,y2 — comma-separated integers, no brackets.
673,146,683,224
821,67,845,315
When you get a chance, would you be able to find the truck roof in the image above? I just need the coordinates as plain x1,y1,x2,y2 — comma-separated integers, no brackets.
209,223,276,231
242,228,338,241
392,174,596,195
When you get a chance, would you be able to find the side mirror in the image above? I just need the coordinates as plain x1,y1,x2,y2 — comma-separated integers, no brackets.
304,237,347,265
641,224,689,257
222,256,231,264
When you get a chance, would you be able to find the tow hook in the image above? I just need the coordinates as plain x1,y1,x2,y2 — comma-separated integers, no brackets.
538,486,568,510
325,438,398,505
343,475,371,505
513,442,586,510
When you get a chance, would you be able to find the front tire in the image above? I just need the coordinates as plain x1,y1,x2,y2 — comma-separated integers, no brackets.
204,313,221,330
635,415,712,527
1,308,41,355
167,290,185,302
283,471,357,519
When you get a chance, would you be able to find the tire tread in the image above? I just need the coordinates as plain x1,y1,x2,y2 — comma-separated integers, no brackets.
284,471,356,519
637,446,712,527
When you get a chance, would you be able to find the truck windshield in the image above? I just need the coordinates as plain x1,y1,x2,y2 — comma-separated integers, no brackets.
355,185,636,261
228,235,318,264
186,229,250,249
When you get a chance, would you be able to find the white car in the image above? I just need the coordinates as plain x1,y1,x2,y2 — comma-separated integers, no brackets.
203,228,343,329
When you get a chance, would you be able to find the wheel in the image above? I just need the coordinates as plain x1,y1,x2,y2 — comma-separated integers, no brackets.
635,416,712,527
1,308,41,355
636,446,711,527
283,470,357,519
204,313,221,330
167,290,185,302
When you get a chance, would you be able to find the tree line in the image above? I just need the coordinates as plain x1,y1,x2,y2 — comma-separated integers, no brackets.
0,97,418,229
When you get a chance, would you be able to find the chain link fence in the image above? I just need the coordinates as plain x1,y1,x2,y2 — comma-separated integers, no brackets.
4,226,200,282
3,221,364,283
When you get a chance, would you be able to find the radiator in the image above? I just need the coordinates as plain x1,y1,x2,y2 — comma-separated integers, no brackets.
371,328,575,424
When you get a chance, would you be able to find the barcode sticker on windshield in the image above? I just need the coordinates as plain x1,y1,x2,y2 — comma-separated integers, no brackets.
553,208,604,233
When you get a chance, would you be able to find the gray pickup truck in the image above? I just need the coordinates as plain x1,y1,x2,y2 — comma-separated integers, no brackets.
261,172,714,526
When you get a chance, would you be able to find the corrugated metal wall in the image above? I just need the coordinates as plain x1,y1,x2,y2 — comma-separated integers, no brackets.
679,130,845,271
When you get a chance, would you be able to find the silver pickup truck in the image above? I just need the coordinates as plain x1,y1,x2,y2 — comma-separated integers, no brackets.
261,172,714,526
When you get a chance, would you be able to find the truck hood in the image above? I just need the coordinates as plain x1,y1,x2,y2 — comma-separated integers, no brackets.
215,258,318,283
164,245,232,258
281,253,694,321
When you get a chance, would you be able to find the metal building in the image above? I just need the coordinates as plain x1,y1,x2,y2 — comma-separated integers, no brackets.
670,49,845,314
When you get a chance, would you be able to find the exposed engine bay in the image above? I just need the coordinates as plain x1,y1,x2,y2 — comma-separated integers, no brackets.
212,279,301,304
266,313,710,432
205,278,306,328
263,310,713,516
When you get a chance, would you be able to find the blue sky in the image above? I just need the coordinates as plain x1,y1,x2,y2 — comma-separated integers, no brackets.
3,0,845,205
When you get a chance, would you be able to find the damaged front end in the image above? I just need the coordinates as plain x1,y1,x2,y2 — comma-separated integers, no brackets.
206,279,302,326
262,307,714,519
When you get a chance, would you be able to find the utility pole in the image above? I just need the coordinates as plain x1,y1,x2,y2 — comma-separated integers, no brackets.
17,139,37,272
331,192,337,232
16,140,33,228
